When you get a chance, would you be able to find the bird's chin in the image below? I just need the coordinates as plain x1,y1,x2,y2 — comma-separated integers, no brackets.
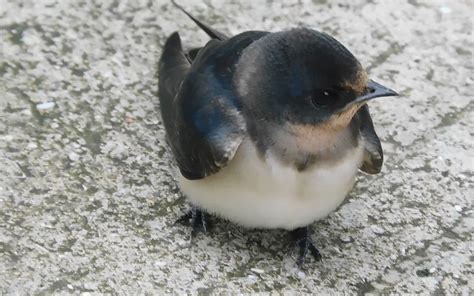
325,102,365,130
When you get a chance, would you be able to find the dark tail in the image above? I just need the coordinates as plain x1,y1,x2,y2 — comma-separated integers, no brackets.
171,0,228,41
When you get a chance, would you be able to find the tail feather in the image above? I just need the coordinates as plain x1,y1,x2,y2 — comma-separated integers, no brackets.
171,0,228,40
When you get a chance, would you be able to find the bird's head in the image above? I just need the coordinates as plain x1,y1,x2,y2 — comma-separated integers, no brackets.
234,28,397,130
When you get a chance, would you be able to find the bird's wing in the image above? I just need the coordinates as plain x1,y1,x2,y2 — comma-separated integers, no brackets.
158,32,191,135
159,31,268,180
357,104,384,174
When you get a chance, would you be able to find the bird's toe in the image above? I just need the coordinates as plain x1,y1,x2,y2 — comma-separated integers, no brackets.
291,226,322,267
176,206,213,239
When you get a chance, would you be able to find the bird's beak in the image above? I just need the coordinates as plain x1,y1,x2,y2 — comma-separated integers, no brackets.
352,80,398,105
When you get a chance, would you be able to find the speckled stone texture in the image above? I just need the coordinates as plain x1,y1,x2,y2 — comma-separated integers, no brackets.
0,0,472,294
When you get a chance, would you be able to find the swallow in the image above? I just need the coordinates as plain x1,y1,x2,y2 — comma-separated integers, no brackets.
158,1,398,267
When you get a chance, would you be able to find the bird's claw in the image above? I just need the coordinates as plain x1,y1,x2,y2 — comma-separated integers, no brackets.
176,206,212,238
291,227,322,267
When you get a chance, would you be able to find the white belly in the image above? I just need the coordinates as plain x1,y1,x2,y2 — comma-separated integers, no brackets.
178,140,364,230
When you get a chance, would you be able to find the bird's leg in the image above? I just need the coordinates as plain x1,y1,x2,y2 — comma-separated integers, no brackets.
290,226,322,267
176,205,212,237
190,206,211,237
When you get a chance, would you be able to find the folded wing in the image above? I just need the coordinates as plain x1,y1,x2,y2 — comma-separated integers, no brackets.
159,7,268,179
357,105,384,174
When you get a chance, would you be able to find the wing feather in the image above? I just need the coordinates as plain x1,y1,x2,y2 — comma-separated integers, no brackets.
159,31,268,180
357,104,384,174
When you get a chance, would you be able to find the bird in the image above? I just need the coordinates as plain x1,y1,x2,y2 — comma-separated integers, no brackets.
158,1,398,267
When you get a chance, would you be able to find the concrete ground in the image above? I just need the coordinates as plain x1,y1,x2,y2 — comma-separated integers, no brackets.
1,0,472,294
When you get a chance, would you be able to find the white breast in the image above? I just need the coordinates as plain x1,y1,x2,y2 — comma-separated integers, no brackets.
178,140,364,230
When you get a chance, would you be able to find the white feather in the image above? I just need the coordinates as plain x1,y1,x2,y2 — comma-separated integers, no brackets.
178,140,364,230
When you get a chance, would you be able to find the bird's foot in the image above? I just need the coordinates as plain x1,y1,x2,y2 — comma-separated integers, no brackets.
290,226,322,267
176,206,212,238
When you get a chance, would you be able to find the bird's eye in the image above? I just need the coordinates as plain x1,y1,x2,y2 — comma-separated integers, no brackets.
311,89,338,108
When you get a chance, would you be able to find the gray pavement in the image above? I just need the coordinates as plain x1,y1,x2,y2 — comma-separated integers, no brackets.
0,0,473,294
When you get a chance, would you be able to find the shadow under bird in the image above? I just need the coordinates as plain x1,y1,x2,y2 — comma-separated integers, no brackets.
158,1,398,266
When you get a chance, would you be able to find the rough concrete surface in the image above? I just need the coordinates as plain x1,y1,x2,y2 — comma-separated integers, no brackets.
0,0,473,294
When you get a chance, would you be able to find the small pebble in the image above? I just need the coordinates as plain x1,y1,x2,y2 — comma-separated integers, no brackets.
154,260,167,267
250,268,264,274
454,205,462,212
297,271,306,279
83,282,98,290
340,234,353,243
125,114,135,124
68,152,80,161
36,101,55,110
26,142,37,150
0,135,13,141
371,225,385,235
399,247,406,256
21,109,32,116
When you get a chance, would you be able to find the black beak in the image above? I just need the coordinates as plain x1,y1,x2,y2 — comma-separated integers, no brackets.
353,80,399,104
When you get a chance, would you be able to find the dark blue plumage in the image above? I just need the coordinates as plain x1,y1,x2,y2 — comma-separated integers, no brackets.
160,31,268,179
